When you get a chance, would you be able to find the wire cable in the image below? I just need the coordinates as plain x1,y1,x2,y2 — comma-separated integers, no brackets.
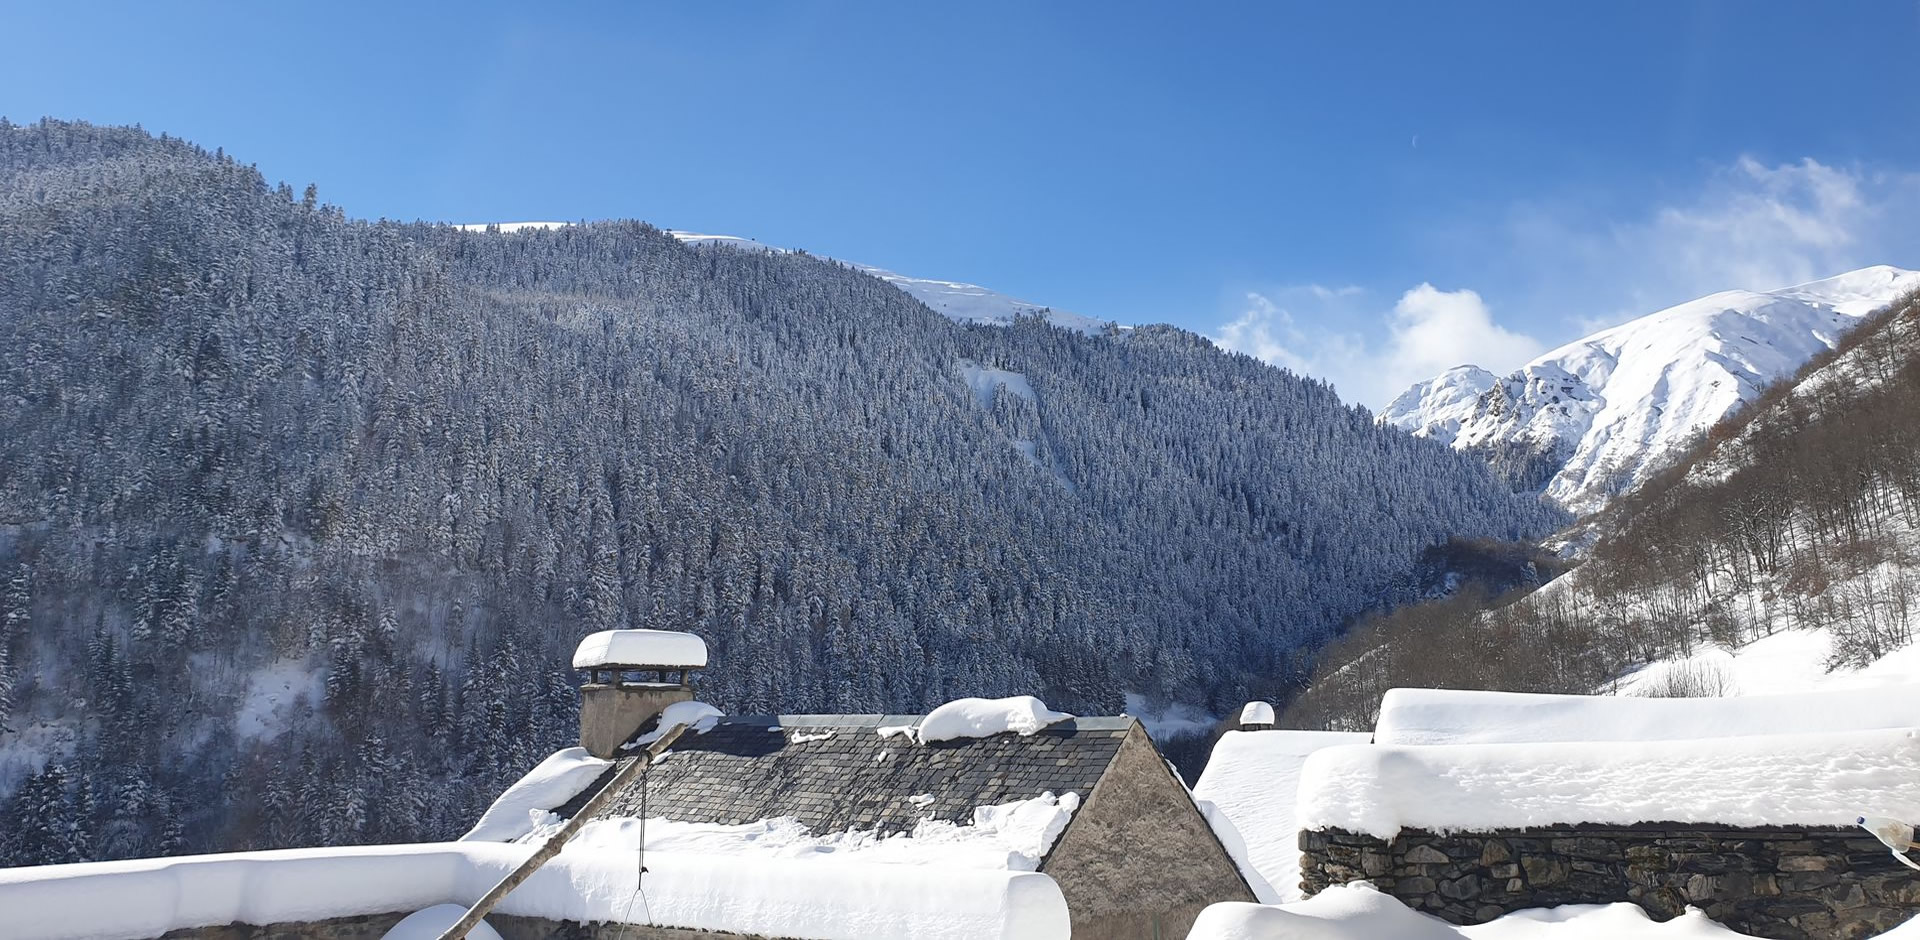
613,760,655,940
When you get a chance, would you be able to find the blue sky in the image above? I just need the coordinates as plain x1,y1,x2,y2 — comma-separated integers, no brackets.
6,2,1920,406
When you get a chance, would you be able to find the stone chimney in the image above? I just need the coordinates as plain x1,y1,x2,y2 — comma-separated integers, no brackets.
572,629,708,759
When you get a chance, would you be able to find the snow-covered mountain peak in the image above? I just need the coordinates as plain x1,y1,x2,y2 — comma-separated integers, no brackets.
1383,266,1920,514
1379,366,1497,445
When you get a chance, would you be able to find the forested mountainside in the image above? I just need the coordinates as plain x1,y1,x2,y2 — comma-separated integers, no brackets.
1291,286,1920,731
1381,267,1920,514
0,120,1560,864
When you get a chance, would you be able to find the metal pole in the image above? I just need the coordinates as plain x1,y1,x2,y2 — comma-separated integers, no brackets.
435,723,688,940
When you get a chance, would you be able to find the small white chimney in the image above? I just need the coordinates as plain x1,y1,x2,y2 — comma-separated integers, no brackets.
572,629,708,759
1238,700,1276,731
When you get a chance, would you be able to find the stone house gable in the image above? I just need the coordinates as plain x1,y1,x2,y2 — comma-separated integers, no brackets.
550,712,1255,939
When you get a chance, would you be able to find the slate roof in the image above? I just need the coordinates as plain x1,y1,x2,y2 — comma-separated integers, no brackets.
559,713,1134,837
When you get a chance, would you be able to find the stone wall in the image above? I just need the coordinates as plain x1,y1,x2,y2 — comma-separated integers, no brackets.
1042,724,1258,940
1301,824,1920,940
159,913,751,940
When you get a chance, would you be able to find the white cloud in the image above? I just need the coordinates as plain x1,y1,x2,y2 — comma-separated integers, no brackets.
1506,156,1920,331
1213,284,1543,411
1217,155,1920,410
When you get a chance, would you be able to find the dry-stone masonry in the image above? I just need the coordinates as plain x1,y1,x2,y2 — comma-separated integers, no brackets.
160,913,751,940
1302,824,1920,940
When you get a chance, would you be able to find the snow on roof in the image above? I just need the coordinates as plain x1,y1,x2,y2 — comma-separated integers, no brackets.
539,791,1082,872
905,696,1075,744
1186,882,1751,939
461,748,610,842
1239,701,1276,726
1192,730,1371,903
0,841,1071,940
626,700,724,750
571,629,707,669
1297,727,1920,840
1374,685,1920,745
583,714,1126,844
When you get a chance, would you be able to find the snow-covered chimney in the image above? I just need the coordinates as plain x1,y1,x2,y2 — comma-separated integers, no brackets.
1238,700,1276,731
572,629,708,759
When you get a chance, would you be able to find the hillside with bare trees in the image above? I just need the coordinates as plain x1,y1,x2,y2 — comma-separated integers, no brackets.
1288,287,1920,731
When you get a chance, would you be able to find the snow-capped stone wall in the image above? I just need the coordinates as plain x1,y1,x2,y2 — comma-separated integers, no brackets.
1300,824,1920,938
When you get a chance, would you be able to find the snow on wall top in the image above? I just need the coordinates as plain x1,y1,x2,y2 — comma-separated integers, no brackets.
0,840,1075,940
1374,685,1920,745
1193,730,1371,904
571,629,708,669
1296,727,1920,840
903,696,1076,744
1381,265,1920,514
0,841,1071,940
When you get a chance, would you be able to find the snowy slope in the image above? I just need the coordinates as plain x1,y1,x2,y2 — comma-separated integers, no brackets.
1382,266,1920,514
461,223,1115,332
668,231,1117,334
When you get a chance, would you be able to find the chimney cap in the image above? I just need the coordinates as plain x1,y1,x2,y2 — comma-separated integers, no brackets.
573,629,709,670
1239,701,1276,727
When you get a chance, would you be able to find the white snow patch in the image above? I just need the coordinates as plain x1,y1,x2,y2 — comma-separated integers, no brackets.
856,266,1116,335
460,748,611,843
1613,628,1920,697
571,629,707,669
1188,883,1754,940
234,658,325,741
1297,727,1920,840
1193,730,1371,903
956,360,1037,408
909,696,1074,744
0,841,1070,940
626,701,724,750
668,231,784,253
1464,904,1757,939
1374,684,1920,746
380,904,502,940
787,729,836,745
668,230,1119,335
